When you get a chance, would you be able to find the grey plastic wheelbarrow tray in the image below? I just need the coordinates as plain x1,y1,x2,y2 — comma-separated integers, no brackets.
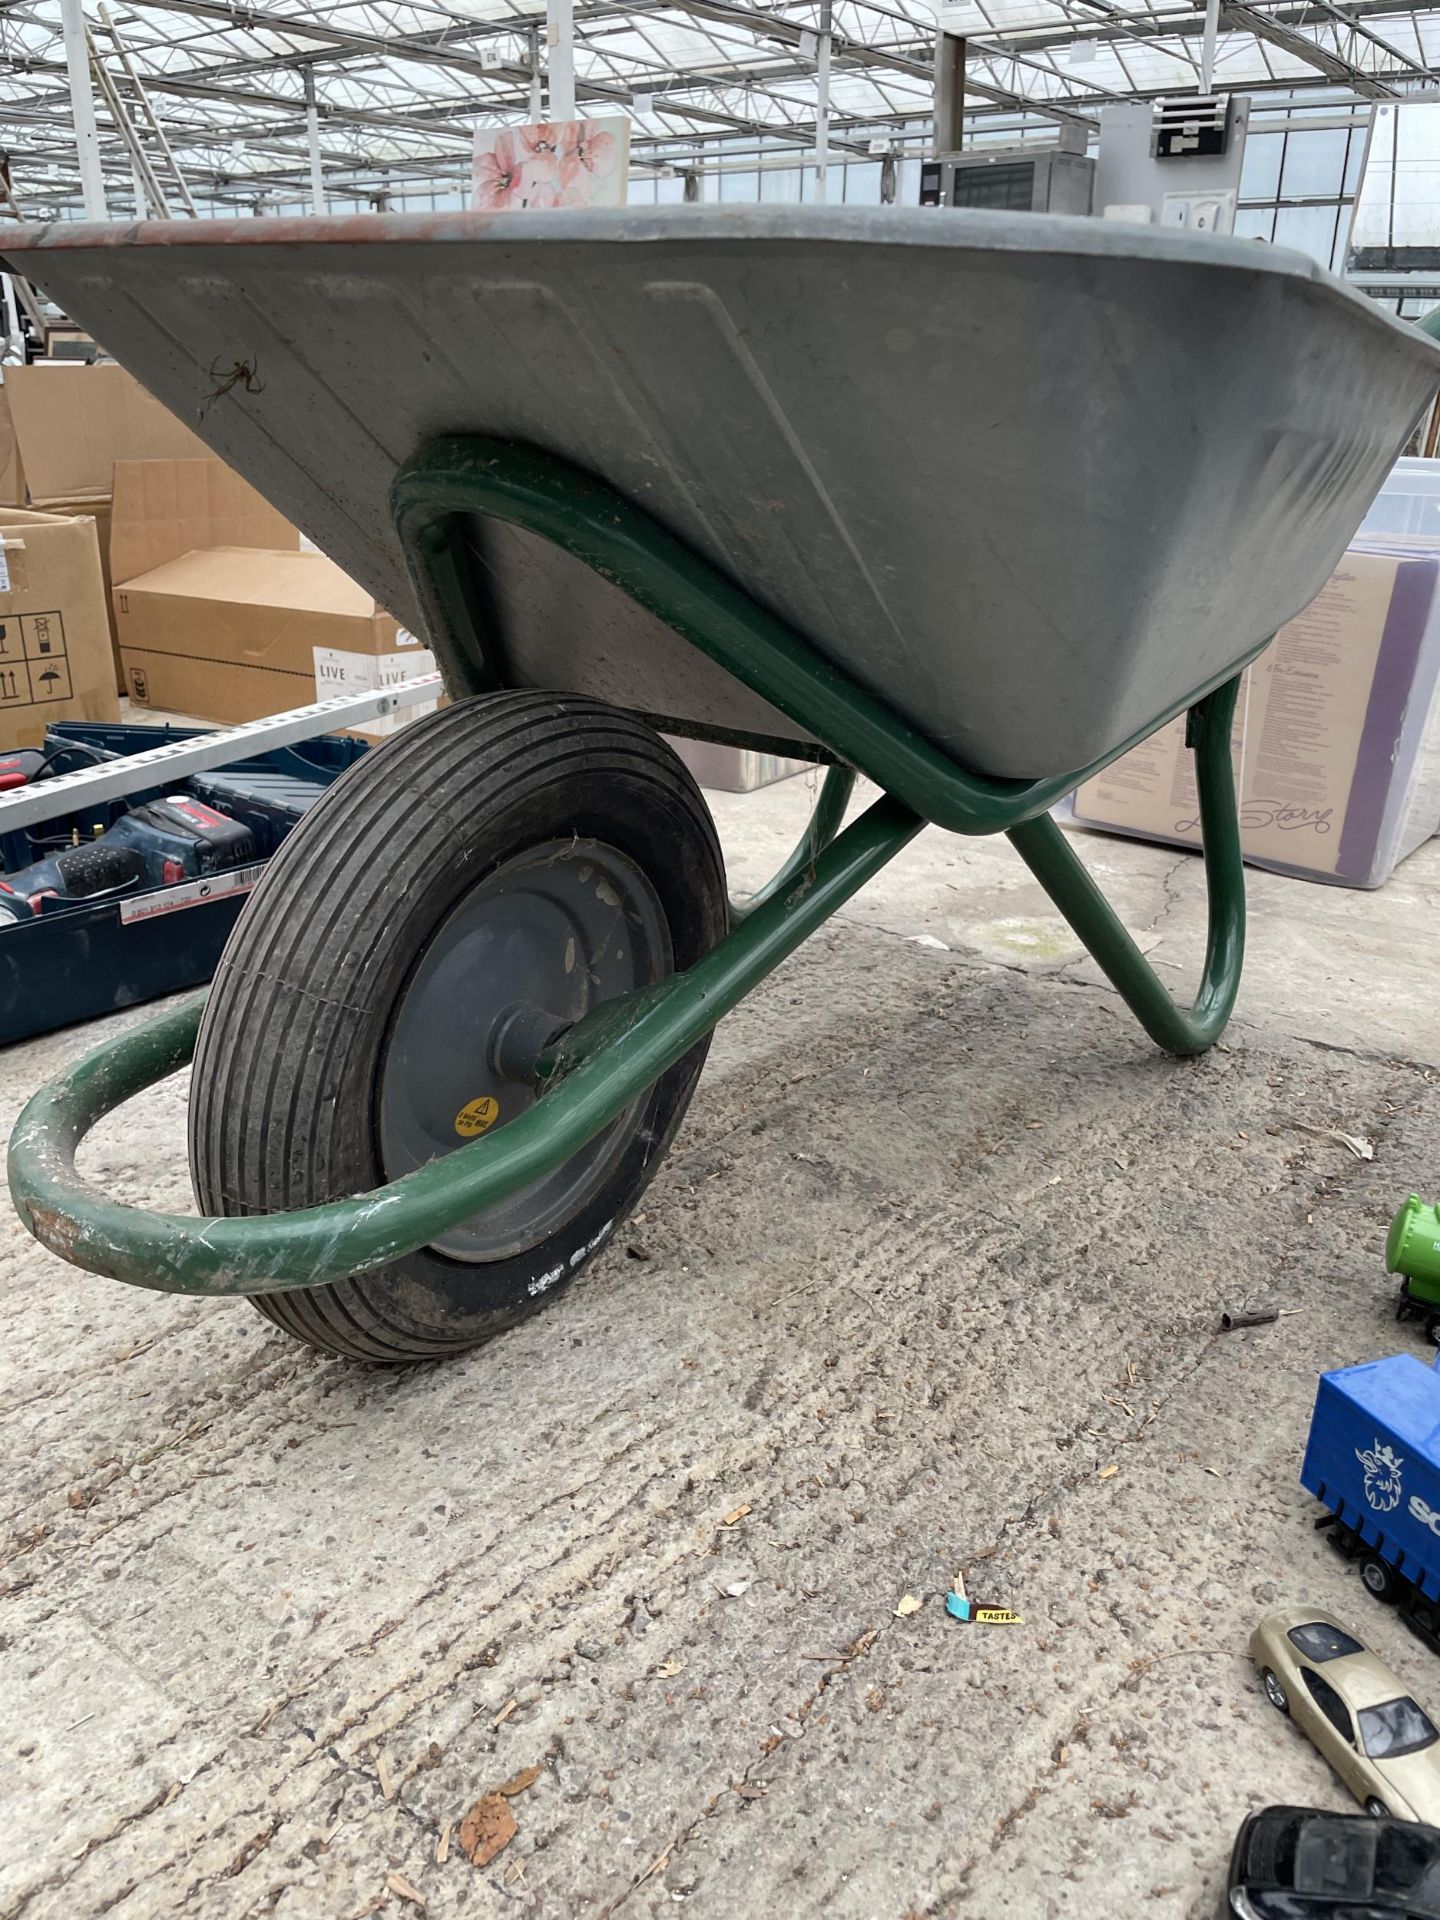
4,205,1435,780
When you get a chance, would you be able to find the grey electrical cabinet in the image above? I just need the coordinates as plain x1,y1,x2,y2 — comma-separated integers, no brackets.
919,139,1095,216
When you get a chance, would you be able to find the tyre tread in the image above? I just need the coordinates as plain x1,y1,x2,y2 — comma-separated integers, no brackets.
190,694,723,1362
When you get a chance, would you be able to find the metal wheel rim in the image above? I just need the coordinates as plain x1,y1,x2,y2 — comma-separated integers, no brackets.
1363,1561,1388,1595
379,837,670,1262
1264,1672,1287,1711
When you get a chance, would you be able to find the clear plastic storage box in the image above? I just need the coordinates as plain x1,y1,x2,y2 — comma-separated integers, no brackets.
1358,456,1440,541
1068,460,1440,888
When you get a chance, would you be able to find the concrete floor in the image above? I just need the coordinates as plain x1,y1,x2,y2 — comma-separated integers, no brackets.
4,773,1440,1920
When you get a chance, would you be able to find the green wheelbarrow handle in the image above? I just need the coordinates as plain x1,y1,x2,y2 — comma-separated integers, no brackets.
8,793,927,1298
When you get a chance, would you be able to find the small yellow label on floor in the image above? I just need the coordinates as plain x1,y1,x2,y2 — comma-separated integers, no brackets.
455,1096,501,1138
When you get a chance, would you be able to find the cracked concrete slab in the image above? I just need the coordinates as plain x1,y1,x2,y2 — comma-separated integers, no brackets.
3,788,1440,1920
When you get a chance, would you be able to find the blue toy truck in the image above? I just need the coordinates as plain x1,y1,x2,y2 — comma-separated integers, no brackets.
1302,1353,1440,1651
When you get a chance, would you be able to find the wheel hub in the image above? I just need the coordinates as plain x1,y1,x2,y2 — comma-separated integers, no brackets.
488,1002,571,1083
378,838,670,1262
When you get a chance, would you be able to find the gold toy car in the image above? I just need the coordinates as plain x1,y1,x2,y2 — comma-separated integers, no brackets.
1252,1607,1440,1823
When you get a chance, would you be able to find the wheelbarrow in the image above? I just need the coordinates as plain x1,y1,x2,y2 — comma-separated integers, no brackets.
4,208,1437,1362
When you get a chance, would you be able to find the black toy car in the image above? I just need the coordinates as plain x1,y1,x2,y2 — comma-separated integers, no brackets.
1227,1805,1440,1916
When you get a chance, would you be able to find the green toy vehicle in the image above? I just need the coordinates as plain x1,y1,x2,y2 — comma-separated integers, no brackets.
1390,1197,1440,1344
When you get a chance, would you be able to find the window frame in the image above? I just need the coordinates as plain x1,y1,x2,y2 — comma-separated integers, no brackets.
1301,1667,1357,1745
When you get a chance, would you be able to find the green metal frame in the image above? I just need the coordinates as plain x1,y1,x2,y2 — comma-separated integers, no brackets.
7,436,1250,1298
732,766,856,924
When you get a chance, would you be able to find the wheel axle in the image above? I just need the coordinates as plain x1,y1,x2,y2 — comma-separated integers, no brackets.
488,1003,572,1084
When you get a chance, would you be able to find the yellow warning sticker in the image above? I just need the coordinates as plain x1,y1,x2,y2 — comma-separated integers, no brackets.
454,1096,501,1138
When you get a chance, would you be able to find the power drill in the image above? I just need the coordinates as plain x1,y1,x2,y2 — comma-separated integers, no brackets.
0,749,50,792
0,795,255,925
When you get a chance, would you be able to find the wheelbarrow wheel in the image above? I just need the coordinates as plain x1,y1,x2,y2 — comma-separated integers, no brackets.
189,692,727,1361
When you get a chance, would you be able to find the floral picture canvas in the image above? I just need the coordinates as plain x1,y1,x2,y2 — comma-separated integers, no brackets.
472,118,630,211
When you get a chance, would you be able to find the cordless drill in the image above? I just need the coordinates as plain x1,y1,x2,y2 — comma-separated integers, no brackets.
0,749,51,792
0,795,256,924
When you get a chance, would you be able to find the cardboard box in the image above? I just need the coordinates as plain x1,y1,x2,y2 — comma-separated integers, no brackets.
3,362,207,507
116,544,436,735
5,368,214,691
35,497,129,699
110,457,298,587
87,455,298,695
1069,546,1440,888
60,500,116,688
0,507,122,748
0,386,24,508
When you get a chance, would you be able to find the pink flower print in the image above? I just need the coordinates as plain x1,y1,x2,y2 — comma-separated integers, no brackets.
476,119,620,211
513,124,567,206
520,123,564,163
473,130,523,210
518,160,562,209
559,121,618,193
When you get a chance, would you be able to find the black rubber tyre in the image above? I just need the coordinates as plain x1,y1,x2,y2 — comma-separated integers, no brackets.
1424,1310,1440,1348
1360,1554,1401,1603
189,692,727,1362
1262,1669,1289,1715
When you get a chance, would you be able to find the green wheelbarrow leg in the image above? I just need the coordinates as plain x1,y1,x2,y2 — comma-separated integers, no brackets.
1005,676,1245,1058
731,765,856,925
8,793,924,1298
